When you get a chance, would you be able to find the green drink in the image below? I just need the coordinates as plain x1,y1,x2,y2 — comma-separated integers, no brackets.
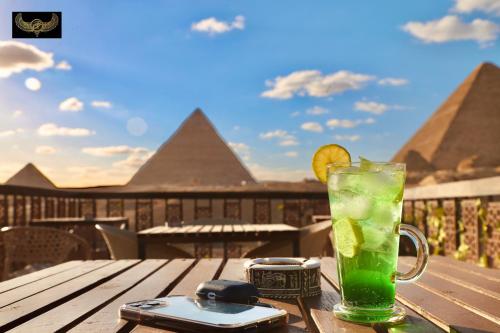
327,160,428,324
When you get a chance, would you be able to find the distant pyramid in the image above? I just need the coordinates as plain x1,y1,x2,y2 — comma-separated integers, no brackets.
6,163,56,189
392,62,500,183
128,109,256,187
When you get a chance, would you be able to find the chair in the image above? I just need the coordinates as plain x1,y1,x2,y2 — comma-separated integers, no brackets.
95,224,193,259
1,226,92,280
242,220,332,258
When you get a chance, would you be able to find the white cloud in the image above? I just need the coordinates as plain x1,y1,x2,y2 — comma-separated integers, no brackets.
0,41,54,78
36,145,57,155
301,122,323,133
82,145,149,157
228,142,249,153
334,134,361,142
326,119,358,128
91,100,112,109
326,118,375,129
354,101,389,115
453,0,500,15
55,60,72,70
402,15,499,45
260,130,298,146
12,110,23,118
378,78,409,86
79,145,154,172
290,111,301,117
59,97,84,112
25,77,41,91
191,15,245,35
0,128,24,138
38,123,95,137
261,70,375,99
259,129,290,140
113,151,154,169
279,139,299,146
285,151,298,158
306,106,329,115
228,142,251,161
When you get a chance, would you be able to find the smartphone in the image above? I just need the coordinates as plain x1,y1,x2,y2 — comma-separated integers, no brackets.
120,295,288,332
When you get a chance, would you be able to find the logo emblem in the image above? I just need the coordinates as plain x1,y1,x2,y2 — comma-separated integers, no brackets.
12,12,61,38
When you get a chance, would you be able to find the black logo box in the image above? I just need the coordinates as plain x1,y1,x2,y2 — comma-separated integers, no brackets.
12,12,62,38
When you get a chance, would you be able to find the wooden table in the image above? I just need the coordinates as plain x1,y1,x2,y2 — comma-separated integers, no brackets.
0,256,498,332
31,217,129,229
138,224,301,259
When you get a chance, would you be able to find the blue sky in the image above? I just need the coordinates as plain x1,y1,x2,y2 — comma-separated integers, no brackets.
0,0,499,186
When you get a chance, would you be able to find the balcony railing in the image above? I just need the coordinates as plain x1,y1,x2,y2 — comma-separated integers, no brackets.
0,185,330,230
0,177,498,267
403,176,500,268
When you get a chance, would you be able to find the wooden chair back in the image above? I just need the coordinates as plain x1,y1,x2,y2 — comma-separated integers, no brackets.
1,226,91,280
95,224,139,260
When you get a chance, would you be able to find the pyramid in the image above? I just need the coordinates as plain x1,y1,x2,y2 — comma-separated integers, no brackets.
6,163,56,189
127,109,256,187
392,62,500,182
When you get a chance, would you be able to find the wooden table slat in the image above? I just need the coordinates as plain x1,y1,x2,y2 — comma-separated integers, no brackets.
4,256,497,333
0,260,138,331
320,258,444,333
399,260,500,322
0,260,83,294
0,260,112,308
220,259,308,333
131,258,224,333
211,225,223,233
11,260,169,332
400,257,500,295
300,276,376,333
68,259,195,333
199,225,212,233
233,224,244,232
429,256,500,281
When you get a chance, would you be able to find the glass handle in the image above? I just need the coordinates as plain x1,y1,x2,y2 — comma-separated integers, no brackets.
396,224,429,284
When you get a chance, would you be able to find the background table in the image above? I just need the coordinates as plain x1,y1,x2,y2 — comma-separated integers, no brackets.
31,217,129,229
0,256,498,332
138,224,301,259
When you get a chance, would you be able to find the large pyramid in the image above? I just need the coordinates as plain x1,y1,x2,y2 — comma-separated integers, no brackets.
127,109,256,187
6,163,56,189
392,62,500,184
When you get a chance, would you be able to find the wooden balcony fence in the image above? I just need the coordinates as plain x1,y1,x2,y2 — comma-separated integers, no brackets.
0,185,330,231
0,176,498,267
403,176,500,268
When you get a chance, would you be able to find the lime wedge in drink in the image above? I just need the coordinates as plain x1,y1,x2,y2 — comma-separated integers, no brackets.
334,217,364,258
312,144,351,183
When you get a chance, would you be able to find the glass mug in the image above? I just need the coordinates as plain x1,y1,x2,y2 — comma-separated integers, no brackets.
327,162,428,324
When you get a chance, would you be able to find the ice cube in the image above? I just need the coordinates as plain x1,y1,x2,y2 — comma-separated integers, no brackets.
371,201,400,230
361,225,386,250
330,190,373,220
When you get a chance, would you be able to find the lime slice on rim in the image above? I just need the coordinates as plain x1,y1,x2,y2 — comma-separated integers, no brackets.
312,144,351,183
334,217,363,258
